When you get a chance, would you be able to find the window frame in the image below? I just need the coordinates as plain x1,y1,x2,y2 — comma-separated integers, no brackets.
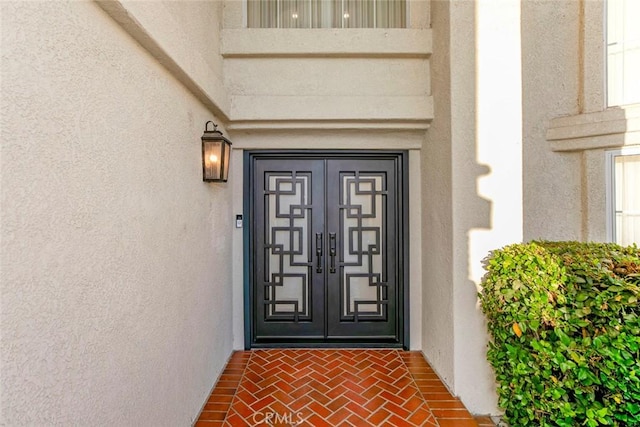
605,0,640,107
605,146,640,244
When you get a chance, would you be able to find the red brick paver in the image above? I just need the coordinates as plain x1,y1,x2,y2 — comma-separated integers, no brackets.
196,350,491,427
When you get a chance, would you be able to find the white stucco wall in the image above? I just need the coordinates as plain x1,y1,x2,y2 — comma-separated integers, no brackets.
424,0,615,416
221,30,432,128
455,0,522,414
221,0,432,130
424,0,524,415
1,2,233,425
224,56,430,118
533,1,638,243
96,0,230,119
522,0,583,241
422,0,455,387
164,0,224,81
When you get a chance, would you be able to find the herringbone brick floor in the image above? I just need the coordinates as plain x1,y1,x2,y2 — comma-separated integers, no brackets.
195,349,488,427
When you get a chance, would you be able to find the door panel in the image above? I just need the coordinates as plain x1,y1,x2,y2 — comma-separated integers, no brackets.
250,153,404,346
326,159,397,339
254,159,325,339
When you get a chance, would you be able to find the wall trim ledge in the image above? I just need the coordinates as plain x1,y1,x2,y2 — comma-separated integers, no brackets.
547,104,640,152
227,120,430,132
221,29,432,58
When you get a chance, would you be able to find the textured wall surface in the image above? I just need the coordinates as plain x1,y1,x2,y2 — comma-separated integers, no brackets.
453,0,522,414
421,0,455,388
95,0,230,118
1,2,232,425
163,0,224,80
522,0,582,241
221,0,432,129
222,40,432,127
424,0,527,415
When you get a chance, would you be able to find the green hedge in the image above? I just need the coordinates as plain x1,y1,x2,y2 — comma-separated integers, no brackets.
480,241,640,427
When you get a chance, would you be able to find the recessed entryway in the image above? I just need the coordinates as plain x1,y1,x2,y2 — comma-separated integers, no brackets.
244,151,409,348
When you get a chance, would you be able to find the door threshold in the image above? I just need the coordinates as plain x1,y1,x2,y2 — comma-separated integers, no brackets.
249,342,406,350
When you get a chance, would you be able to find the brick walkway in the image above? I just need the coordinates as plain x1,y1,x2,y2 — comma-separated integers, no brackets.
195,349,491,426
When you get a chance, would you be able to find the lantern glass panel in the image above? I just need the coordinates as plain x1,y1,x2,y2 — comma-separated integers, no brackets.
222,141,231,181
203,140,223,181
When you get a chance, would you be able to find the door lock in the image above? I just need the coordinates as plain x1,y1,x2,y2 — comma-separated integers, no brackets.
315,233,323,273
329,233,336,273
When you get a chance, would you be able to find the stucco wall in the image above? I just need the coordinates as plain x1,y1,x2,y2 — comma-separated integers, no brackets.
164,0,224,80
522,0,583,241
424,0,526,415
96,0,230,119
220,0,432,130
1,2,232,425
221,31,432,128
421,0,455,387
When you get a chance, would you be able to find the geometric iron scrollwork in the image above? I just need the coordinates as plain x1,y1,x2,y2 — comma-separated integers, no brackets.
263,172,312,322
340,172,389,321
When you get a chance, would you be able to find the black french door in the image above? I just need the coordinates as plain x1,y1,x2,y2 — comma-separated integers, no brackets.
246,152,407,347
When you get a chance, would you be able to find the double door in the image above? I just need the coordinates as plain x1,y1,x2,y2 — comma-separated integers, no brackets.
248,152,406,346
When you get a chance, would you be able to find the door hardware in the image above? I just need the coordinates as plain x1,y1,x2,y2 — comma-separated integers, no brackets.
329,232,336,273
316,233,323,273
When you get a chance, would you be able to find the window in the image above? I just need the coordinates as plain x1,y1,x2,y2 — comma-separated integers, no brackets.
606,147,640,245
607,0,640,106
247,0,407,29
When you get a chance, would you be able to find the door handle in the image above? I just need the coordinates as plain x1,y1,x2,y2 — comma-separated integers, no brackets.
329,232,336,273
316,233,323,273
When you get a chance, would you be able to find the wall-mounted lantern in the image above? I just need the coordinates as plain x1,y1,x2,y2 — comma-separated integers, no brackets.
201,121,232,182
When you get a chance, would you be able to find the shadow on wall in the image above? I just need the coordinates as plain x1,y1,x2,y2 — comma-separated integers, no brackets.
463,0,524,415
